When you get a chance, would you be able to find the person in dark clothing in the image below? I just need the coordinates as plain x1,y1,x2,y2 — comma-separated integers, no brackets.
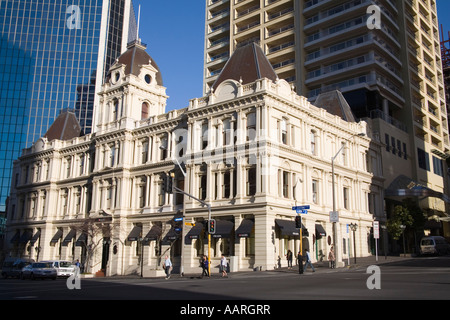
201,255,209,278
286,250,293,269
297,251,303,274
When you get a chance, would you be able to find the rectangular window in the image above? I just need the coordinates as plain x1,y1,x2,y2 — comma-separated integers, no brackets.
199,175,207,200
391,137,396,155
141,140,149,164
417,148,430,171
201,122,208,150
433,156,443,177
247,112,256,141
312,180,318,204
282,171,289,198
223,119,231,146
311,132,316,155
343,187,349,210
139,184,146,208
79,155,84,175
385,134,390,152
223,171,230,198
247,167,256,196
281,119,287,144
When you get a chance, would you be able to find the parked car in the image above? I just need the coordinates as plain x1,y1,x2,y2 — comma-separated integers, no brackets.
1,258,34,279
20,262,57,280
420,236,450,256
40,260,76,277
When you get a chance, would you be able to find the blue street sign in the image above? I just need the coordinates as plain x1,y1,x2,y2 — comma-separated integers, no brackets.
174,217,183,222
296,209,308,214
292,205,310,211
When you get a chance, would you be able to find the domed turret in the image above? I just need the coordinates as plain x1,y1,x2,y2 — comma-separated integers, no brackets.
96,40,168,132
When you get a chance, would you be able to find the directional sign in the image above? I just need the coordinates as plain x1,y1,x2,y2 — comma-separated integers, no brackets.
292,205,310,211
296,209,308,214
185,222,195,227
174,217,184,222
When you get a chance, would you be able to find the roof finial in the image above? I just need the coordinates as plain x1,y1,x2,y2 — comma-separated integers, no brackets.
137,4,141,43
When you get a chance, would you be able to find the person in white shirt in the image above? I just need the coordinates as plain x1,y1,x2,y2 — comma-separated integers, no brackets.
164,255,172,279
220,255,228,277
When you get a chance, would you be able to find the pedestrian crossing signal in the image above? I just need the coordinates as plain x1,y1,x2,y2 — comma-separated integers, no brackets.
208,219,216,234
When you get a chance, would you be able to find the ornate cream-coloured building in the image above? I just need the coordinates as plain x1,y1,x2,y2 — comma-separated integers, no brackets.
4,41,384,276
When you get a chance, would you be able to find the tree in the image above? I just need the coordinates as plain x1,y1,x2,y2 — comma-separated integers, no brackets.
387,204,413,240
71,218,112,274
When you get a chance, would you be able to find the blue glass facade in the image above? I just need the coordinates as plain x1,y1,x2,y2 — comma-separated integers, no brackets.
0,0,136,211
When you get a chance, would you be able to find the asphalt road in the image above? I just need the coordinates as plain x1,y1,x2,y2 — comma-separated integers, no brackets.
1,256,449,305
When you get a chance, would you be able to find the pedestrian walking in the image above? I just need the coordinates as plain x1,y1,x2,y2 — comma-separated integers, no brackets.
303,249,315,273
286,250,293,269
328,246,336,269
297,251,303,274
163,255,172,279
201,255,209,278
220,255,228,277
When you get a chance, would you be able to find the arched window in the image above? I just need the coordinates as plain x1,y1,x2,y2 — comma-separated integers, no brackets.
141,102,149,120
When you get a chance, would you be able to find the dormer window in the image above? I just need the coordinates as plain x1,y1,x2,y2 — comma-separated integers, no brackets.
144,74,152,84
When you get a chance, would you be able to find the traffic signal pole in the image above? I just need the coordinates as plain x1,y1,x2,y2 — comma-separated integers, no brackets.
172,185,212,276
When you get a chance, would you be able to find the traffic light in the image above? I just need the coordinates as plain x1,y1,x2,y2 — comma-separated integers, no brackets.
208,219,216,234
295,215,302,229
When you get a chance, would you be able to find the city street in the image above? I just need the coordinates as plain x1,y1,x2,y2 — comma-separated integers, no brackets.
1,256,449,302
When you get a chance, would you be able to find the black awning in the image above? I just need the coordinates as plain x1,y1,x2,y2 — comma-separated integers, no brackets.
10,230,20,244
162,227,181,243
236,219,254,238
212,220,234,238
75,233,87,247
50,229,63,243
275,219,300,237
186,223,204,239
19,230,33,244
29,230,41,245
145,225,162,241
62,229,76,246
315,224,327,237
127,226,142,241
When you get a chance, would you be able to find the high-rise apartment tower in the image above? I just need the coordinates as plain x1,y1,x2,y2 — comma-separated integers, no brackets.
204,0,450,231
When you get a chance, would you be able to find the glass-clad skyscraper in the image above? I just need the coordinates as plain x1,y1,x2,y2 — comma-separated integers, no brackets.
0,0,137,211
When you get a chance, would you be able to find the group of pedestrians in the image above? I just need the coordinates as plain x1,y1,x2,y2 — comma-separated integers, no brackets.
201,254,228,278
288,245,336,274
162,246,336,280
162,254,230,280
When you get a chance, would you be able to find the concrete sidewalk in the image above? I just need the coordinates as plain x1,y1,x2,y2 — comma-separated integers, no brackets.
91,255,417,280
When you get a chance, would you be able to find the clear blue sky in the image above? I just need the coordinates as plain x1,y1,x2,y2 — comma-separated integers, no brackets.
133,1,206,111
134,1,450,112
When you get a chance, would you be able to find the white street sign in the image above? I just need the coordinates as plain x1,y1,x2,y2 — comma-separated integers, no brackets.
329,211,339,223
373,221,380,239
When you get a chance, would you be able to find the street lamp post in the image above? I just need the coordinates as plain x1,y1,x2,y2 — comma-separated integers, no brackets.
331,132,365,267
349,223,357,264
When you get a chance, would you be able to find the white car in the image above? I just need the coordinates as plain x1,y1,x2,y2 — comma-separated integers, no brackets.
420,236,450,256
21,262,57,280
41,260,76,277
